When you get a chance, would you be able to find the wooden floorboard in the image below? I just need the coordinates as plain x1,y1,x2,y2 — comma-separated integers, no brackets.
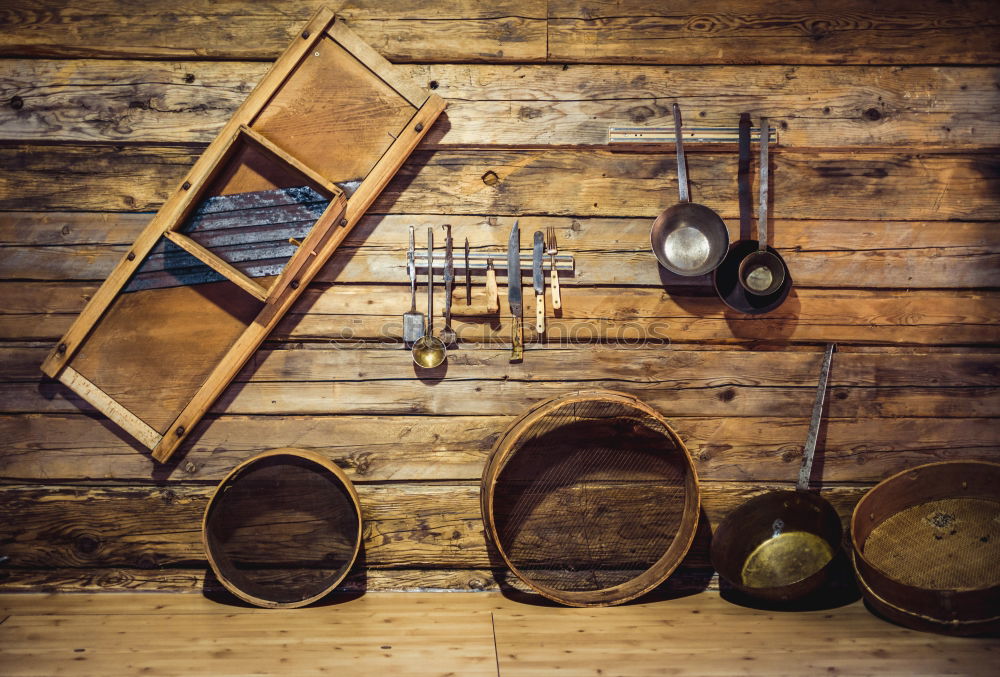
0,591,996,676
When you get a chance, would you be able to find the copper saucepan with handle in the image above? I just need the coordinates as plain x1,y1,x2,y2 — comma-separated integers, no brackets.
711,344,843,603
650,103,730,276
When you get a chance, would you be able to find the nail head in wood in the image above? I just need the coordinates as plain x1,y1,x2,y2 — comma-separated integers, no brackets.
127,252,136,261
175,426,185,436
290,280,300,289
301,30,310,39
415,122,424,132
57,343,67,354
182,181,191,190
339,218,348,227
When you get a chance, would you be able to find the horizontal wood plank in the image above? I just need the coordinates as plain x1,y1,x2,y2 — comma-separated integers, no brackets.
547,0,1000,65
1,412,997,484
3,145,997,221
490,592,1000,677
0,592,501,676
2,1,993,65
0,567,523,594
3,213,998,289
10,344,999,388
0,1,547,62
3,61,999,149
0,481,869,570
0,591,992,677
3,282,998,345
7,345,1000,418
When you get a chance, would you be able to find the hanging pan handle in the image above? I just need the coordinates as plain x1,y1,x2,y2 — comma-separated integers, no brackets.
757,117,770,252
673,103,690,203
797,343,836,491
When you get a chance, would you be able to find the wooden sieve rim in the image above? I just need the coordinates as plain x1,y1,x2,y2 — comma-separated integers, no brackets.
202,447,363,609
851,550,1000,631
481,389,701,607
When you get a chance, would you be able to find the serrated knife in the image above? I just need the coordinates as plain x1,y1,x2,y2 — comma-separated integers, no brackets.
507,220,523,362
533,230,545,335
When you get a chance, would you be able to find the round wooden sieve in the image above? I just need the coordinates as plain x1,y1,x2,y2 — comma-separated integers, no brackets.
203,448,362,608
851,460,1000,635
481,390,700,607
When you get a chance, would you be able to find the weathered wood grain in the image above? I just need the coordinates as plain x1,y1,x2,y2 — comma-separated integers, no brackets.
1,1,993,64
489,593,1000,677
0,567,523,594
3,60,999,149
0,1,547,62
6,344,982,389
3,213,998,289
4,282,998,345
7,344,1000,417
0,593,501,677
0,481,869,570
3,413,996,484
547,0,1000,65
3,145,997,221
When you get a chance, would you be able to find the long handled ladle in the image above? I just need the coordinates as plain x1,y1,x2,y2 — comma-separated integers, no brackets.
737,118,787,296
411,227,447,368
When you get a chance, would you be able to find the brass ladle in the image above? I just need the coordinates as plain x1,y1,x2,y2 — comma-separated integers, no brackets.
412,226,446,368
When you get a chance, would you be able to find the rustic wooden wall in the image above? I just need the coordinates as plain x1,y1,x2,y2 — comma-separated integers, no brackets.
1,1,998,594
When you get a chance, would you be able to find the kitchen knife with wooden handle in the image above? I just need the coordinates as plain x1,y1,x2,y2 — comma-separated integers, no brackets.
507,220,523,362
533,230,545,335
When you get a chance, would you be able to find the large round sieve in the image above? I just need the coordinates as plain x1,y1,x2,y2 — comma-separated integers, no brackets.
203,448,362,608
481,390,700,607
851,460,1000,635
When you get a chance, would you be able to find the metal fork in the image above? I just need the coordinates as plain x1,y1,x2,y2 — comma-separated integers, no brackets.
546,226,561,310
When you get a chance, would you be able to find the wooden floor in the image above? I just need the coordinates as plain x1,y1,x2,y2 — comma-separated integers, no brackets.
0,591,996,676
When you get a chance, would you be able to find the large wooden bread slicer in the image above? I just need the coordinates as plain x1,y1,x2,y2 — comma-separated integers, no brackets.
39,8,446,464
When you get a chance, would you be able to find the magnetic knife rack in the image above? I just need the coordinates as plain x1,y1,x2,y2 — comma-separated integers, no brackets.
412,251,575,273
608,125,777,145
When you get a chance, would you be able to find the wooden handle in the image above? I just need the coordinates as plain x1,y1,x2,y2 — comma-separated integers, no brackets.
550,264,561,310
485,267,499,313
510,315,523,362
535,294,545,334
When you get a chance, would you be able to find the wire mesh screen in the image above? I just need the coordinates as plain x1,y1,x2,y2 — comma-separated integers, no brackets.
864,497,1000,590
204,453,360,606
486,394,698,603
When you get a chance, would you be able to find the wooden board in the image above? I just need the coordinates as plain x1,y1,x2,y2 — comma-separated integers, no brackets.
0,481,869,571
4,61,1000,150
36,10,445,462
4,213,999,290
2,412,997,484
546,0,1000,65
0,591,995,677
4,146,999,221
2,0,996,65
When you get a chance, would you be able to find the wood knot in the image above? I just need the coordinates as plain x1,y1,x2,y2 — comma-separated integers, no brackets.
717,388,736,402
9,95,23,110
75,535,100,555
863,107,882,122
481,170,500,186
